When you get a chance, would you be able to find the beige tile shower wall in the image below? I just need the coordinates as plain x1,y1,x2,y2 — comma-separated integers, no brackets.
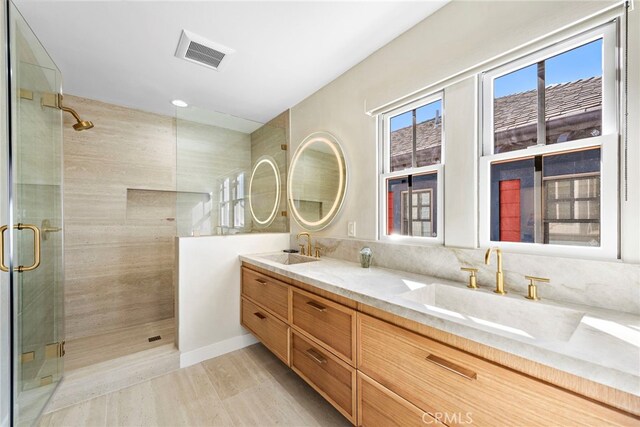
63,96,177,340
250,110,289,233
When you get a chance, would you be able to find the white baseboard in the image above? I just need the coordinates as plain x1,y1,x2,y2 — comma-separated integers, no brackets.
179,334,258,368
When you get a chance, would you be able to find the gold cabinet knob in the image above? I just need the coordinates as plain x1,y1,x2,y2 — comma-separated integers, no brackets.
460,267,479,289
524,276,550,301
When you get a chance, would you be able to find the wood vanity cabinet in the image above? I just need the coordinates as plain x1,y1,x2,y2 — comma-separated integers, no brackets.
357,313,637,427
241,267,289,322
241,264,639,427
240,297,289,365
357,371,443,426
291,331,357,420
291,288,356,365
241,266,358,424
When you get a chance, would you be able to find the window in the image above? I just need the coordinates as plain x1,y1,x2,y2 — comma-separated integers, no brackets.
219,172,245,231
489,148,601,245
480,22,618,259
491,39,604,154
380,94,444,242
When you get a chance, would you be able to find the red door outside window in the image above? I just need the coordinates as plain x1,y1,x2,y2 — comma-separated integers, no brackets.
499,179,521,242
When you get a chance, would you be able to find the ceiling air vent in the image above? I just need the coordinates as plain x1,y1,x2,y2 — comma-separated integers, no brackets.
175,30,234,71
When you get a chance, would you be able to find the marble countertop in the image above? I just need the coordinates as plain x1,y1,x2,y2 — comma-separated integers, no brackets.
240,252,640,397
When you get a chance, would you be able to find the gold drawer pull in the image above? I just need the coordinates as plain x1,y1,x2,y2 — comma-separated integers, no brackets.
306,300,326,312
255,278,267,285
305,348,327,365
253,312,267,320
426,354,477,380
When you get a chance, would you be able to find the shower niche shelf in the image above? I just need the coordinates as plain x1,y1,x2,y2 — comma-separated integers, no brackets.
126,188,211,225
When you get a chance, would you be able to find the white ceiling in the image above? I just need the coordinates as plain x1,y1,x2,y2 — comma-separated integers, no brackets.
14,1,448,123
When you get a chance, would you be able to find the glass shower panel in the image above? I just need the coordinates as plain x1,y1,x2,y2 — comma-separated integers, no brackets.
175,106,289,236
9,3,64,425
0,3,10,426
250,121,288,233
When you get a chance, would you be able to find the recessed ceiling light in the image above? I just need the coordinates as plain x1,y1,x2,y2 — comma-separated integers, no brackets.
171,99,188,108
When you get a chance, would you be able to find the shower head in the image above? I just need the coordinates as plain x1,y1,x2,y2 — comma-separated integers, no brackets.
59,102,94,131
42,94,93,131
72,120,94,131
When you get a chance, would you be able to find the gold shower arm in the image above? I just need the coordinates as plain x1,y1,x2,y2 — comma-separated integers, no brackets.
59,104,82,123
41,93,93,131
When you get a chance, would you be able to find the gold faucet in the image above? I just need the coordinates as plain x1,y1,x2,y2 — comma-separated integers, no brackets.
524,276,550,301
296,232,312,257
484,247,506,295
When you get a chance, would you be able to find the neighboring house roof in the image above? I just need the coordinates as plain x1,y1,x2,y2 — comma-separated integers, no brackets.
389,77,602,158
494,76,602,132
390,117,441,157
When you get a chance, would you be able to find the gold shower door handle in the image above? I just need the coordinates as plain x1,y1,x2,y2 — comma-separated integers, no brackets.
0,223,41,272
17,224,41,272
0,225,7,272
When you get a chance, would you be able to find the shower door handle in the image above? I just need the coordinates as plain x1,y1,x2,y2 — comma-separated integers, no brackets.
0,223,41,272
16,224,41,272
0,225,7,272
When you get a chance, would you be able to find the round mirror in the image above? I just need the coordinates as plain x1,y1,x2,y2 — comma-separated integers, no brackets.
288,132,347,231
249,156,281,228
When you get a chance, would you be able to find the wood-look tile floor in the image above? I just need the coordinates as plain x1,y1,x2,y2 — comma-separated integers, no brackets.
40,343,351,427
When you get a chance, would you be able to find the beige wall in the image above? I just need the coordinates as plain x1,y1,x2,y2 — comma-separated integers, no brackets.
63,95,177,340
290,0,640,263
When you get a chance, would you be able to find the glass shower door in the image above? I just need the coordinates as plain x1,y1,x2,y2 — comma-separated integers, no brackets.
7,2,64,425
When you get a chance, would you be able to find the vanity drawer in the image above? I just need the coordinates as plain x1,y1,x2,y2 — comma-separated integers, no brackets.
291,331,356,423
357,372,443,427
241,297,289,365
242,267,289,321
357,313,636,427
292,288,355,364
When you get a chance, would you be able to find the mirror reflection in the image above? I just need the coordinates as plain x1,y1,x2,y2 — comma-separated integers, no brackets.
249,156,281,227
289,132,346,231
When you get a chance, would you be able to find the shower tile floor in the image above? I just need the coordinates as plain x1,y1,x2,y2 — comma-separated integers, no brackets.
40,343,350,427
64,318,176,371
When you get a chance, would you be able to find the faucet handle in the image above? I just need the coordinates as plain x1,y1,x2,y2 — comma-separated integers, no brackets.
524,276,550,301
313,244,321,259
460,267,479,289
299,244,306,256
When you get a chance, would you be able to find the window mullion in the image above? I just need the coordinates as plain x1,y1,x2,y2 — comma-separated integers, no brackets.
407,175,413,237
534,156,544,243
536,61,546,146
412,109,417,169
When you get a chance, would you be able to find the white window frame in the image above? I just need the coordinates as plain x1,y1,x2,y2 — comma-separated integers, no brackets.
378,92,444,244
479,21,619,260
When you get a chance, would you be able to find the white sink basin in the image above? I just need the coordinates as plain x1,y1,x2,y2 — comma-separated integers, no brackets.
259,253,319,265
399,284,585,342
